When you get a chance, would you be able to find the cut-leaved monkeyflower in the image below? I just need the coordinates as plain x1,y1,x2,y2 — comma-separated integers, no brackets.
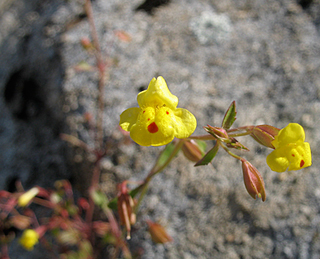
120,76,197,146
266,123,312,172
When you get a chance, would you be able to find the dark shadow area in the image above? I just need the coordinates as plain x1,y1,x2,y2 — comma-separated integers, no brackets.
135,0,171,15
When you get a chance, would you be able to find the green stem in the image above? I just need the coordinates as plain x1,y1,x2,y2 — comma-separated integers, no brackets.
220,142,242,161
187,134,216,141
227,126,254,133
148,139,185,180
134,182,149,214
228,132,252,138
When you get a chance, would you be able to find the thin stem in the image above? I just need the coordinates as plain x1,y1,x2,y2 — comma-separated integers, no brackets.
85,161,101,225
85,0,101,53
220,142,242,161
134,182,149,214
148,139,185,181
85,0,106,150
33,198,54,209
227,126,254,134
60,133,93,153
187,134,216,141
128,139,184,201
228,132,252,138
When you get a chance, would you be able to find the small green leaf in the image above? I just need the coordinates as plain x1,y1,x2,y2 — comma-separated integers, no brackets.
195,140,207,155
226,138,249,151
74,61,95,72
91,189,108,207
222,101,237,129
151,142,180,174
195,142,220,166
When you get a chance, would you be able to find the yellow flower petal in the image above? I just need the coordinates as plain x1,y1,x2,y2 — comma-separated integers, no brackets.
287,142,312,171
266,148,290,173
137,76,178,109
172,108,197,138
272,123,305,148
119,107,140,131
130,106,174,146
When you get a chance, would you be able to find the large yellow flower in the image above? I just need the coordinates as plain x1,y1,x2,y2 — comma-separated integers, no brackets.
266,123,312,172
120,76,197,146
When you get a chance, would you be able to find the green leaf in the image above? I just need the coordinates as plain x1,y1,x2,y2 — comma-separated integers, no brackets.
151,142,179,174
195,140,207,155
195,142,220,166
91,189,108,207
222,101,237,129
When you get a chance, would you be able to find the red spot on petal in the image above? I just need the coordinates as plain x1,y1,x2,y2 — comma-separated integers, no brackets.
148,122,158,133
166,111,169,115
292,154,295,157
300,160,305,167
143,110,145,113
148,118,150,121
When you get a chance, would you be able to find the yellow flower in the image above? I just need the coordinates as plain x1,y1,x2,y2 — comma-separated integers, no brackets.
19,229,39,251
266,123,312,172
120,76,197,146
18,187,39,207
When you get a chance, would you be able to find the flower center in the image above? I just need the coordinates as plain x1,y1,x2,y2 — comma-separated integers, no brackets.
148,122,158,133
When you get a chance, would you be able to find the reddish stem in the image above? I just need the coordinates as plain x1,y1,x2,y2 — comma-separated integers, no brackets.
85,0,106,150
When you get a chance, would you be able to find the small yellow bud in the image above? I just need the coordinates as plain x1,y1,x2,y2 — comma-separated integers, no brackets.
18,187,39,207
19,229,39,251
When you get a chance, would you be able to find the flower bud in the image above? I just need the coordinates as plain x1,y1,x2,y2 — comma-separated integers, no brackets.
250,125,280,149
18,187,39,207
10,215,31,230
19,229,39,251
241,159,266,201
181,140,204,162
117,182,136,240
146,220,173,244
80,37,93,50
93,221,110,237
57,229,79,246
205,125,229,140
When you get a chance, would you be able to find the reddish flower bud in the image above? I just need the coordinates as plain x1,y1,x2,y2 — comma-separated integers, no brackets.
146,220,173,244
181,140,204,162
93,221,110,237
241,159,266,201
10,215,31,230
80,37,93,50
117,182,136,240
250,125,280,149
205,125,229,140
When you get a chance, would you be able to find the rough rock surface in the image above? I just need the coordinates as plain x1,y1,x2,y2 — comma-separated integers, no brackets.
1,0,320,258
